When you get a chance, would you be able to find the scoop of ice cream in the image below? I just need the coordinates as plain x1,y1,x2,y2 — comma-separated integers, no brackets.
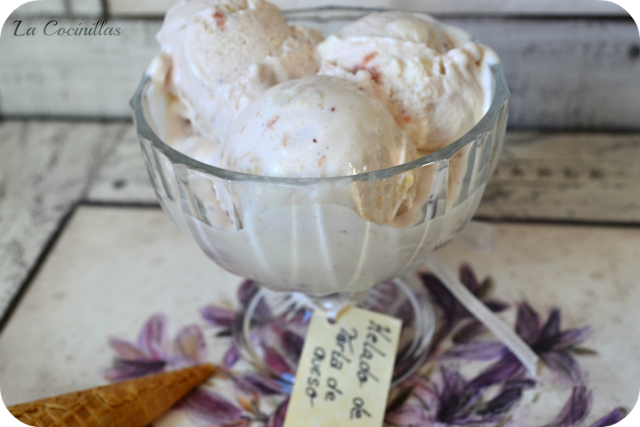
317,12,499,153
337,12,452,53
153,0,322,143
220,75,414,177
219,75,417,223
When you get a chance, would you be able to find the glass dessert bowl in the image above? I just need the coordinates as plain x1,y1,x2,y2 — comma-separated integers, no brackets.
130,8,510,390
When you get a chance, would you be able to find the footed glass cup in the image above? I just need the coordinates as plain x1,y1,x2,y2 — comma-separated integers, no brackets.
131,11,509,388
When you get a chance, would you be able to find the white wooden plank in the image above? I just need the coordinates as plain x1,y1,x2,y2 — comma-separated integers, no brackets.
87,129,640,224
445,17,640,130
70,0,103,16
87,123,157,203
107,0,628,17
0,206,243,404
0,19,160,117
0,17,638,129
105,0,167,16
8,0,66,17
0,120,127,318
6,0,102,17
475,132,640,222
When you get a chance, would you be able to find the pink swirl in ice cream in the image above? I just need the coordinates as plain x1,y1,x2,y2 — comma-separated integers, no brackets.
152,0,322,147
219,75,417,223
220,75,415,178
317,12,499,153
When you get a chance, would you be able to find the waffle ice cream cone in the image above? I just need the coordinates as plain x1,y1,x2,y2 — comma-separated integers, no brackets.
8,363,216,427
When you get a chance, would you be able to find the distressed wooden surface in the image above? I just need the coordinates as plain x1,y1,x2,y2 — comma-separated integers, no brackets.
7,0,102,17
86,123,157,203
0,15,638,130
69,0,102,17
86,127,640,223
8,0,65,17
0,18,158,117
3,0,632,19
106,0,629,17
0,120,127,318
477,132,640,222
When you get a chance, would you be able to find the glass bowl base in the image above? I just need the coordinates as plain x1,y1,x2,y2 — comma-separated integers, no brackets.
232,274,436,392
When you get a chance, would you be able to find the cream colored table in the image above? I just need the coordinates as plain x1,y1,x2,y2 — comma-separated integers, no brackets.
0,205,637,427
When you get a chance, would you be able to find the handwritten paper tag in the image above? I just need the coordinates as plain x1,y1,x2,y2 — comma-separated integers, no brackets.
283,306,402,427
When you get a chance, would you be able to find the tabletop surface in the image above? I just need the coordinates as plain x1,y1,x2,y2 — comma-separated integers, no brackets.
0,204,638,426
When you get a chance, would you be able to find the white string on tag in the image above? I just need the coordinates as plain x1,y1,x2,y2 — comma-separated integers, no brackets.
425,255,539,376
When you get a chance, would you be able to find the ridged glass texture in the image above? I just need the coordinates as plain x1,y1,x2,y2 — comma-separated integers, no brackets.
131,57,509,298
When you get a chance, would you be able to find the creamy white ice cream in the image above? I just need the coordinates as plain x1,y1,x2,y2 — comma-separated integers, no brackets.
317,12,499,153
151,0,322,148
217,75,417,224
220,75,415,178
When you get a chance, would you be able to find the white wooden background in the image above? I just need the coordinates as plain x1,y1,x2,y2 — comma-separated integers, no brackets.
86,128,640,224
105,0,629,16
1,15,639,130
7,0,631,17
9,0,101,17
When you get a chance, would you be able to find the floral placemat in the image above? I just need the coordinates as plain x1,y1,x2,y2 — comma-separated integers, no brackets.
102,264,627,427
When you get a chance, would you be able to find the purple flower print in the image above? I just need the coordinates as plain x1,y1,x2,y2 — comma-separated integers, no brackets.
165,368,284,426
441,341,508,362
201,280,276,369
476,378,536,416
431,367,484,424
279,329,304,363
542,386,592,427
201,305,235,337
428,265,591,387
263,345,295,377
101,262,622,427
385,366,533,427
104,314,206,381
223,343,241,368
421,264,508,349
447,302,592,388
177,371,286,427
173,324,207,367
237,280,272,323
202,281,307,376
179,389,248,426
172,371,286,427
588,407,627,427
233,372,284,397
201,304,241,369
